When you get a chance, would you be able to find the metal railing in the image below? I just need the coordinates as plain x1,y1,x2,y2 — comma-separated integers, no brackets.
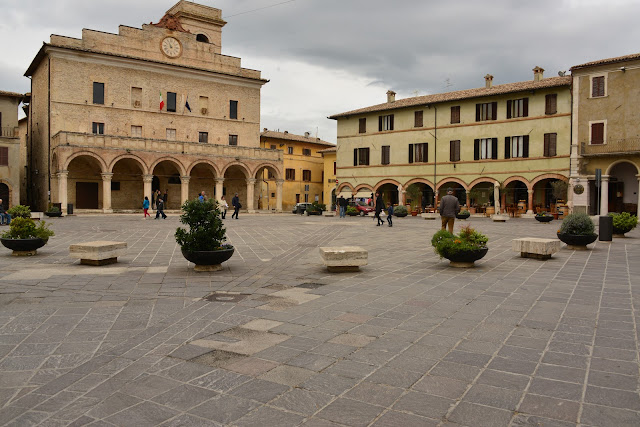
581,138,640,156
0,127,18,138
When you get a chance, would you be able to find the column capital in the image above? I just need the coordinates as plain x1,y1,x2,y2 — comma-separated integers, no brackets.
527,189,534,194
601,175,610,181
101,172,114,181
215,177,225,184
57,170,69,178
246,178,257,184
143,174,154,183
180,175,191,183
276,179,285,185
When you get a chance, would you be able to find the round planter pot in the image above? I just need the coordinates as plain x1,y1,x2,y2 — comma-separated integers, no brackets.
181,246,235,271
395,213,408,218
456,213,471,220
0,238,46,256
557,233,597,250
535,215,554,223
612,226,633,236
411,212,419,216
44,211,63,218
443,247,488,268
308,211,322,216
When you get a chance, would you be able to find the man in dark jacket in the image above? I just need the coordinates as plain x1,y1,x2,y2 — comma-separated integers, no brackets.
439,188,460,233
338,195,347,218
374,192,385,226
231,193,240,219
155,198,167,219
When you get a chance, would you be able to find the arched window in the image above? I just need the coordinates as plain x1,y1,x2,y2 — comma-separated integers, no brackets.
196,34,209,43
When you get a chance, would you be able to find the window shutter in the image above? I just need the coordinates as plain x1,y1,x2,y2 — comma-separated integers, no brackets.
545,94,557,115
491,138,498,159
378,116,383,131
550,134,557,156
364,148,370,165
504,137,511,159
0,147,8,166
450,141,455,162
354,148,358,166
390,115,394,130
523,98,529,117
506,100,512,119
523,135,529,157
591,123,604,144
408,144,414,163
455,141,460,161
359,118,366,133
474,139,480,160
544,134,550,157
425,143,428,163
475,104,480,121
491,102,497,120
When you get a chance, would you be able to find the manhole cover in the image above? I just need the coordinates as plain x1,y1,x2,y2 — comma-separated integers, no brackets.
190,349,246,368
203,292,250,303
296,282,326,289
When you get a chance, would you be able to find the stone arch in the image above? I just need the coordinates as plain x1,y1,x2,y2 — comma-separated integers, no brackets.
373,179,402,192
337,183,354,193
502,175,532,190
404,178,435,190
605,160,640,176
0,178,15,208
51,152,59,172
64,151,108,173
252,162,281,180
468,177,499,189
354,184,375,193
196,33,210,43
187,159,220,177
530,173,568,187
149,156,186,177
221,161,251,179
108,153,148,174
435,177,468,192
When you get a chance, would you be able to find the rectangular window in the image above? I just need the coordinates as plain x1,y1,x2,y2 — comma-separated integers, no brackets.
166,128,176,140
507,98,528,119
333,162,336,174
270,144,276,150
505,135,529,158
592,76,605,97
229,135,238,146
408,143,428,163
303,170,311,181
230,100,238,119
93,82,104,105
199,96,208,114
167,92,177,112
286,168,295,180
475,102,497,121
474,138,498,160
131,125,142,138
359,118,366,133
545,94,557,115
198,132,208,143
304,193,309,202
414,110,423,127
450,140,460,162
92,122,104,135
0,147,8,166
591,122,605,144
378,114,394,131
544,133,557,157
381,145,390,165
302,148,311,156
451,106,460,124
131,87,142,108
353,147,370,166
287,146,293,155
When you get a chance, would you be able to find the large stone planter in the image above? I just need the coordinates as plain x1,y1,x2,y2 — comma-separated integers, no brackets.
456,212,471,220
181,246,235,271
0,238,47,256
557,233,597,250
535,215,554,223
44,211,63,218
443,247,488,268
612,225,634,237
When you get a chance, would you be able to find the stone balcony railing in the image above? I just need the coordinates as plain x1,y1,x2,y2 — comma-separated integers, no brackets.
0,126,19,138
580,138,640,156
52,131,282,161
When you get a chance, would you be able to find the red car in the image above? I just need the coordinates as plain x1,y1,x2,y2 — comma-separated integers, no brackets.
349,201,375,216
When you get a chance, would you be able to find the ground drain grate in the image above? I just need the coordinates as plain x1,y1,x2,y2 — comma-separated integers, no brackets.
190,349,247,368
203,292,250,303
296,282,327,289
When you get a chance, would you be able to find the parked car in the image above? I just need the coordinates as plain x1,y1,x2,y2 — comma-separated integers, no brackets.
292,202,313,214
348,201,375,216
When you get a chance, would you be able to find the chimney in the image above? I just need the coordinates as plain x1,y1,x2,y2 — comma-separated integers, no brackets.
284,130,288,134
484,74,494,88
304,131,310,137
263,128,267,132
533,66,544,82
386,90,396,103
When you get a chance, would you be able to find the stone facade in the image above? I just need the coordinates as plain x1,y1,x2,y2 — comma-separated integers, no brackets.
319,147,337,210
0,91,24,209
570,53,640,216
24,0,282,213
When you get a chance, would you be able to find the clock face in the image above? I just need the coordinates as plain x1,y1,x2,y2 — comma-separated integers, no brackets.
161,37,182,58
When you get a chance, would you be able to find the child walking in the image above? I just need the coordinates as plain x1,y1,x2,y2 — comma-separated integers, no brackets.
143,196,151,218
387,203,394,227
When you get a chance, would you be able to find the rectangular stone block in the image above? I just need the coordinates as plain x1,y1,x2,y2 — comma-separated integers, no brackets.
421,213,440,220
512,238,560,260
69,241,127,263
322,211,336,217
492,214,510,222
319,247,368,272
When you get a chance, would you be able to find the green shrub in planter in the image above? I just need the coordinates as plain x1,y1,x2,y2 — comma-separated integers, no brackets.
609,212,638,234
394,205,408,217
47,205,60,213
7,205,31,219
430,225,488,259
346,206,359,216
2,217,55,241
175,199,228,252
558,212,595,236
308,201,326,213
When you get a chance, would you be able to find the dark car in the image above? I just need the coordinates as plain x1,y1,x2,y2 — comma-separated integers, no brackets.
292,202,313,214
348,201,375,216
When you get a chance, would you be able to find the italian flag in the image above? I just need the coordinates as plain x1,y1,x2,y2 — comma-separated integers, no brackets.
159,91,164,111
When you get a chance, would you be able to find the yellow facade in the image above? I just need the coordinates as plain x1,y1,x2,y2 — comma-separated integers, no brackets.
320,147,337,210
330,70,572,214
0,91,24,208
259,130,334,211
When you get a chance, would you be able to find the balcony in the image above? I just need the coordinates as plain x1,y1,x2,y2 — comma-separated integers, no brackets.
0,127,19,138
52,131,282,162
580,138,640,157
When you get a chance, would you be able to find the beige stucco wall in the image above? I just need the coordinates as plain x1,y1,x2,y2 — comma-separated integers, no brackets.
0,95,22,207
322,151,337,210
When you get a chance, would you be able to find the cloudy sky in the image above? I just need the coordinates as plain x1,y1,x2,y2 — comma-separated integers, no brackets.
2,0,640,143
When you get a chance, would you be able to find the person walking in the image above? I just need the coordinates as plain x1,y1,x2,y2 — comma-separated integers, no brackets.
231,193,241,219
439,188,460,233
387,203,394,227
155,197,167,219
199,191,206,202
0,199,10,225
142,196,150,218
220,195,229,219
374,192,385,226
151,190,156,209
338,195,347,218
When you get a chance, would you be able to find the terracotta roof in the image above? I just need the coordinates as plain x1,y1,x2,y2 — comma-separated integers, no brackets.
329,76,571,119
570,52,640,71
260,130,335,147
0,90,25,99
318,147,336,154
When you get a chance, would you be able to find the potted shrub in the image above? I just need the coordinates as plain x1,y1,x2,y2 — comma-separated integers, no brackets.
609,212,638,237
431,225,488,268
45,205,62,218
175,199,234,271
535,211,554,223
1,205,55,256
394,205,408,217
456,209,471,220
557,212,597,250
346,206,359,216
306,201,325,216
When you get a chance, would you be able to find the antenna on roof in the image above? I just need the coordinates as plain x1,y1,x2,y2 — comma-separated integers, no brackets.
558,71,567,77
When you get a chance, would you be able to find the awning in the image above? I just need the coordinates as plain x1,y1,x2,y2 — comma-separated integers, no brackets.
336,192,352,198
354,191,374,198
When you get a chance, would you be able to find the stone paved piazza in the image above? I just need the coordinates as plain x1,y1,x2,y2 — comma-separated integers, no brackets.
0,213,639,426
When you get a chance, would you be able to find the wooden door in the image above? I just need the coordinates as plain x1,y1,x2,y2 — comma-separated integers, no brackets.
76,182,99,209
0,183,9,209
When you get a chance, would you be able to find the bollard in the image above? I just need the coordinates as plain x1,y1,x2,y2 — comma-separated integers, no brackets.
599,215,612,242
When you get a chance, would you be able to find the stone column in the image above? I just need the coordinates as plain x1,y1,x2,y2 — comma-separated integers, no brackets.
466,193,471,209
246,178,256,212
493,184,501,214
143,174,153,209
276,179,284,212
180,176,190,205
215,178,225,202
600,175,609,216
101,173,113,213
57,170,69,214
527,189,534,214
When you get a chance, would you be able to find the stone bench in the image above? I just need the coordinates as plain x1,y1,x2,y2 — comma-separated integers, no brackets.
492,214,510,222
421,213,440,220
319,246,368,272
512,238,560,260
69,241,127,266
322,211,336,217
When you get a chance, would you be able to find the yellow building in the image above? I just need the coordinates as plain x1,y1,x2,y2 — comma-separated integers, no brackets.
319,146,337,210
329,68,571,215
570,53,640,216
0,90,24,209
24,1,282,213
259,129,334,211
